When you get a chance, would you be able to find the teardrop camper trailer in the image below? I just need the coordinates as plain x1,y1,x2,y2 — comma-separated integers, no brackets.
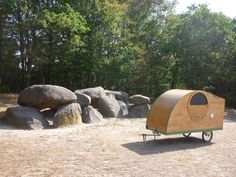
145,89,225,142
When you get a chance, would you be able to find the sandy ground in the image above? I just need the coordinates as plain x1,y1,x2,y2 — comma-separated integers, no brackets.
0,95,236,177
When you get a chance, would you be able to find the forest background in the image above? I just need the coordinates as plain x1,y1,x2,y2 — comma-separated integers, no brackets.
1,0,236,106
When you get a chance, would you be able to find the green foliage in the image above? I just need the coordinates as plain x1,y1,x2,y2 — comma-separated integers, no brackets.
0,0,236,106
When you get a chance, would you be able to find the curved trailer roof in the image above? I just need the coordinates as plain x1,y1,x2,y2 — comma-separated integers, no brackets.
147,89,225,134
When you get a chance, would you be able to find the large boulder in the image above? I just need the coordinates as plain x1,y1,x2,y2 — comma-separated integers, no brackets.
75,93,91,107
128,104,150,118
129,95,150,105
53,103,82,128
18,85,77,110
4,106,49,130
82,106,103,123
117,100,129,118
75,86,106,109
98,95,120,118
75,86,105,100
105,90,129,103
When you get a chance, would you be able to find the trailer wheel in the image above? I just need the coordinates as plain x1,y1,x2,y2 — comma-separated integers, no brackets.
183,133,191,137
202,131,213,143
142,134,147,141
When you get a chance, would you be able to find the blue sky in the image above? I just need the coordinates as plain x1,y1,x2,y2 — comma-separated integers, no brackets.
175,0,236,18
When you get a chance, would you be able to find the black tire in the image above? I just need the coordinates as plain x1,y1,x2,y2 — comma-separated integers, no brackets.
142,134,146,141
202,131,213,143
183,133,191,137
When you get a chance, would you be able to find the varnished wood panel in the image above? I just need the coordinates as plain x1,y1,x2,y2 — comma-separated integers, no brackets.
147,90,225,134
147,89,192,132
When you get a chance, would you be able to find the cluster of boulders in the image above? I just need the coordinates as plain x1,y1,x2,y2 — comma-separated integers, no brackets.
2,85,80,129
1,85,151,130
75,87,130,119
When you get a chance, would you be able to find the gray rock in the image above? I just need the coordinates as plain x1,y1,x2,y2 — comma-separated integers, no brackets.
0,111,6,120
105,90,129,103
18,85,77,110
82,106,103,123
75,86,105,100
117,100,129,118
75,93,91,107
41,109,55,120
98,95,120,118
4,106,49,130
53,103,82,128
128,104,150,118
75,86,106,109
129,95,150,105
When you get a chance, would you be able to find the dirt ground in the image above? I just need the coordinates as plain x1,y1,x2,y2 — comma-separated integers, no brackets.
0,94,236,177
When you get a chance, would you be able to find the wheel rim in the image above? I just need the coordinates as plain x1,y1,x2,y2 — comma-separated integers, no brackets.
202,131,213,143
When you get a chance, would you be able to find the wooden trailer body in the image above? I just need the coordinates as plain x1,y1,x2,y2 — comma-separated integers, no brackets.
147,89,225,135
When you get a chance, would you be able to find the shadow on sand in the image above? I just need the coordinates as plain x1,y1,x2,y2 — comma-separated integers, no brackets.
122,137,213,155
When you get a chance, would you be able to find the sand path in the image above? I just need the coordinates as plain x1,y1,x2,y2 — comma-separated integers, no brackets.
0,112,236,177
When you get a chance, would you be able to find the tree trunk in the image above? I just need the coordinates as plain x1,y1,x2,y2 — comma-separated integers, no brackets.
170,62,179,89
0,13,3,87
16,2,26,89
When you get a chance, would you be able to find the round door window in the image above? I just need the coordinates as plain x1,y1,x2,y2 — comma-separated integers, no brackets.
188,92,208,120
